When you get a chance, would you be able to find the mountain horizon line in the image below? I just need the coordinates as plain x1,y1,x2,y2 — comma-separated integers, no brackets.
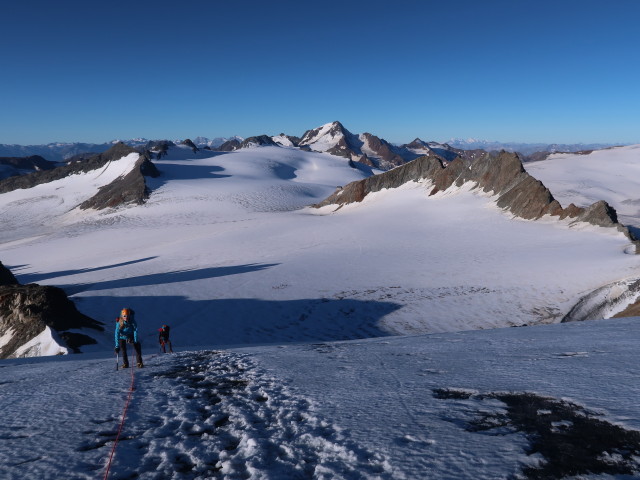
0,119,627,151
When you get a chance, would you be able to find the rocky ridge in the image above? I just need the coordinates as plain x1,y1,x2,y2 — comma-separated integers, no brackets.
298,121,463,170
0,263,103,358
0,261,18,285
314,151,640,251
0,155,58,180
181,138,200,153
79,151,161,210
240,135,278,148
0,142,161,210
0,142,136,193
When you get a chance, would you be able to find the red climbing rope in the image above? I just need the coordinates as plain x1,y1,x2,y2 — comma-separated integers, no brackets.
103,360,136,480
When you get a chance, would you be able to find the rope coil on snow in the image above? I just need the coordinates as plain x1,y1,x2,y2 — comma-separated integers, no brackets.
103,360,136,480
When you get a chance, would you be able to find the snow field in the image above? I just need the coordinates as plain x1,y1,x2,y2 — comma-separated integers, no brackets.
524,144,640,229
0,152,140,240
2,146,640,357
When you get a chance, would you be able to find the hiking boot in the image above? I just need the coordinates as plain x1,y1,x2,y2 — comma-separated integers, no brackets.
122,364,129,368
137,362,144,368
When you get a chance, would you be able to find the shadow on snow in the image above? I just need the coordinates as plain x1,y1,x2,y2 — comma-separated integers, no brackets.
61,263,280,295
147,162,231,191
82,293,402,347
9,257,159,284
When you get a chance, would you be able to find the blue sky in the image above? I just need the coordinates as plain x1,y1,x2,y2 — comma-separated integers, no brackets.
2,0,639,145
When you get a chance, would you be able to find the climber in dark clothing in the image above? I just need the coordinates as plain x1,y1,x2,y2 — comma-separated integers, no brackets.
158,324,173,353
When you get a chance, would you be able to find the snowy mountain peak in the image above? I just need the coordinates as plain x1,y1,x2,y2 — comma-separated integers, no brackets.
299,121,352,148
297,122,463,169
404,138,430,149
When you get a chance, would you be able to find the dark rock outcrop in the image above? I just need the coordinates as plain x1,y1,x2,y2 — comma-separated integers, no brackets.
573,200,619,228
315,151,639,251
316,154,446,205
0,261,19,285
64,152,101,164
0,282,104,358
239,135,278,148
203,134,277,152
79,153,160,210
399,139,463,163
360,133,406,168
521,149,596,163
181,139,199,153
0,263,103,358
453,151,564,220
0,155,57,179
217,139,242,151
146,140,174,159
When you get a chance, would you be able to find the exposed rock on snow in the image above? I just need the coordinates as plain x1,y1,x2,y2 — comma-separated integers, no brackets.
146,140,174,159
316,153,445,205
207,135,278,152
272,133,301,147
216,138,242,151
562,278,640,322
399,138,463,163
315,151,640,251
0,281,103,359
0,142,141,194
79,151,160,210
359,132,406,168
465,150,563,220
239,135,278,149
0,139,163,211
181,138,199,153
0,261,18,286
0,155,57,180
298,122,464,170
299,121,397,169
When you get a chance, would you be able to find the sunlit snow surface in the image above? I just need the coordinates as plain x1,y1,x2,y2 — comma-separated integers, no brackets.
524,144,640,231
1,144,640,478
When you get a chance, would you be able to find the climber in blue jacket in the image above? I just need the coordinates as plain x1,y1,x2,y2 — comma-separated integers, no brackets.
114,308,144,368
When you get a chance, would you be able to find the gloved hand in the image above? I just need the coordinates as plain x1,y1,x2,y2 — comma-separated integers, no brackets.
115,347,120,353
127,338,133,344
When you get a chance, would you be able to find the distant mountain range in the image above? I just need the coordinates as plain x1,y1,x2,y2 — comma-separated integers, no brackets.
0,122,625,171
445,138,620,155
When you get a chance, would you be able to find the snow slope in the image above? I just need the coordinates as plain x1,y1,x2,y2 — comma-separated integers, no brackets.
525,144,640,230
0,152,140,241
1,317,639,479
